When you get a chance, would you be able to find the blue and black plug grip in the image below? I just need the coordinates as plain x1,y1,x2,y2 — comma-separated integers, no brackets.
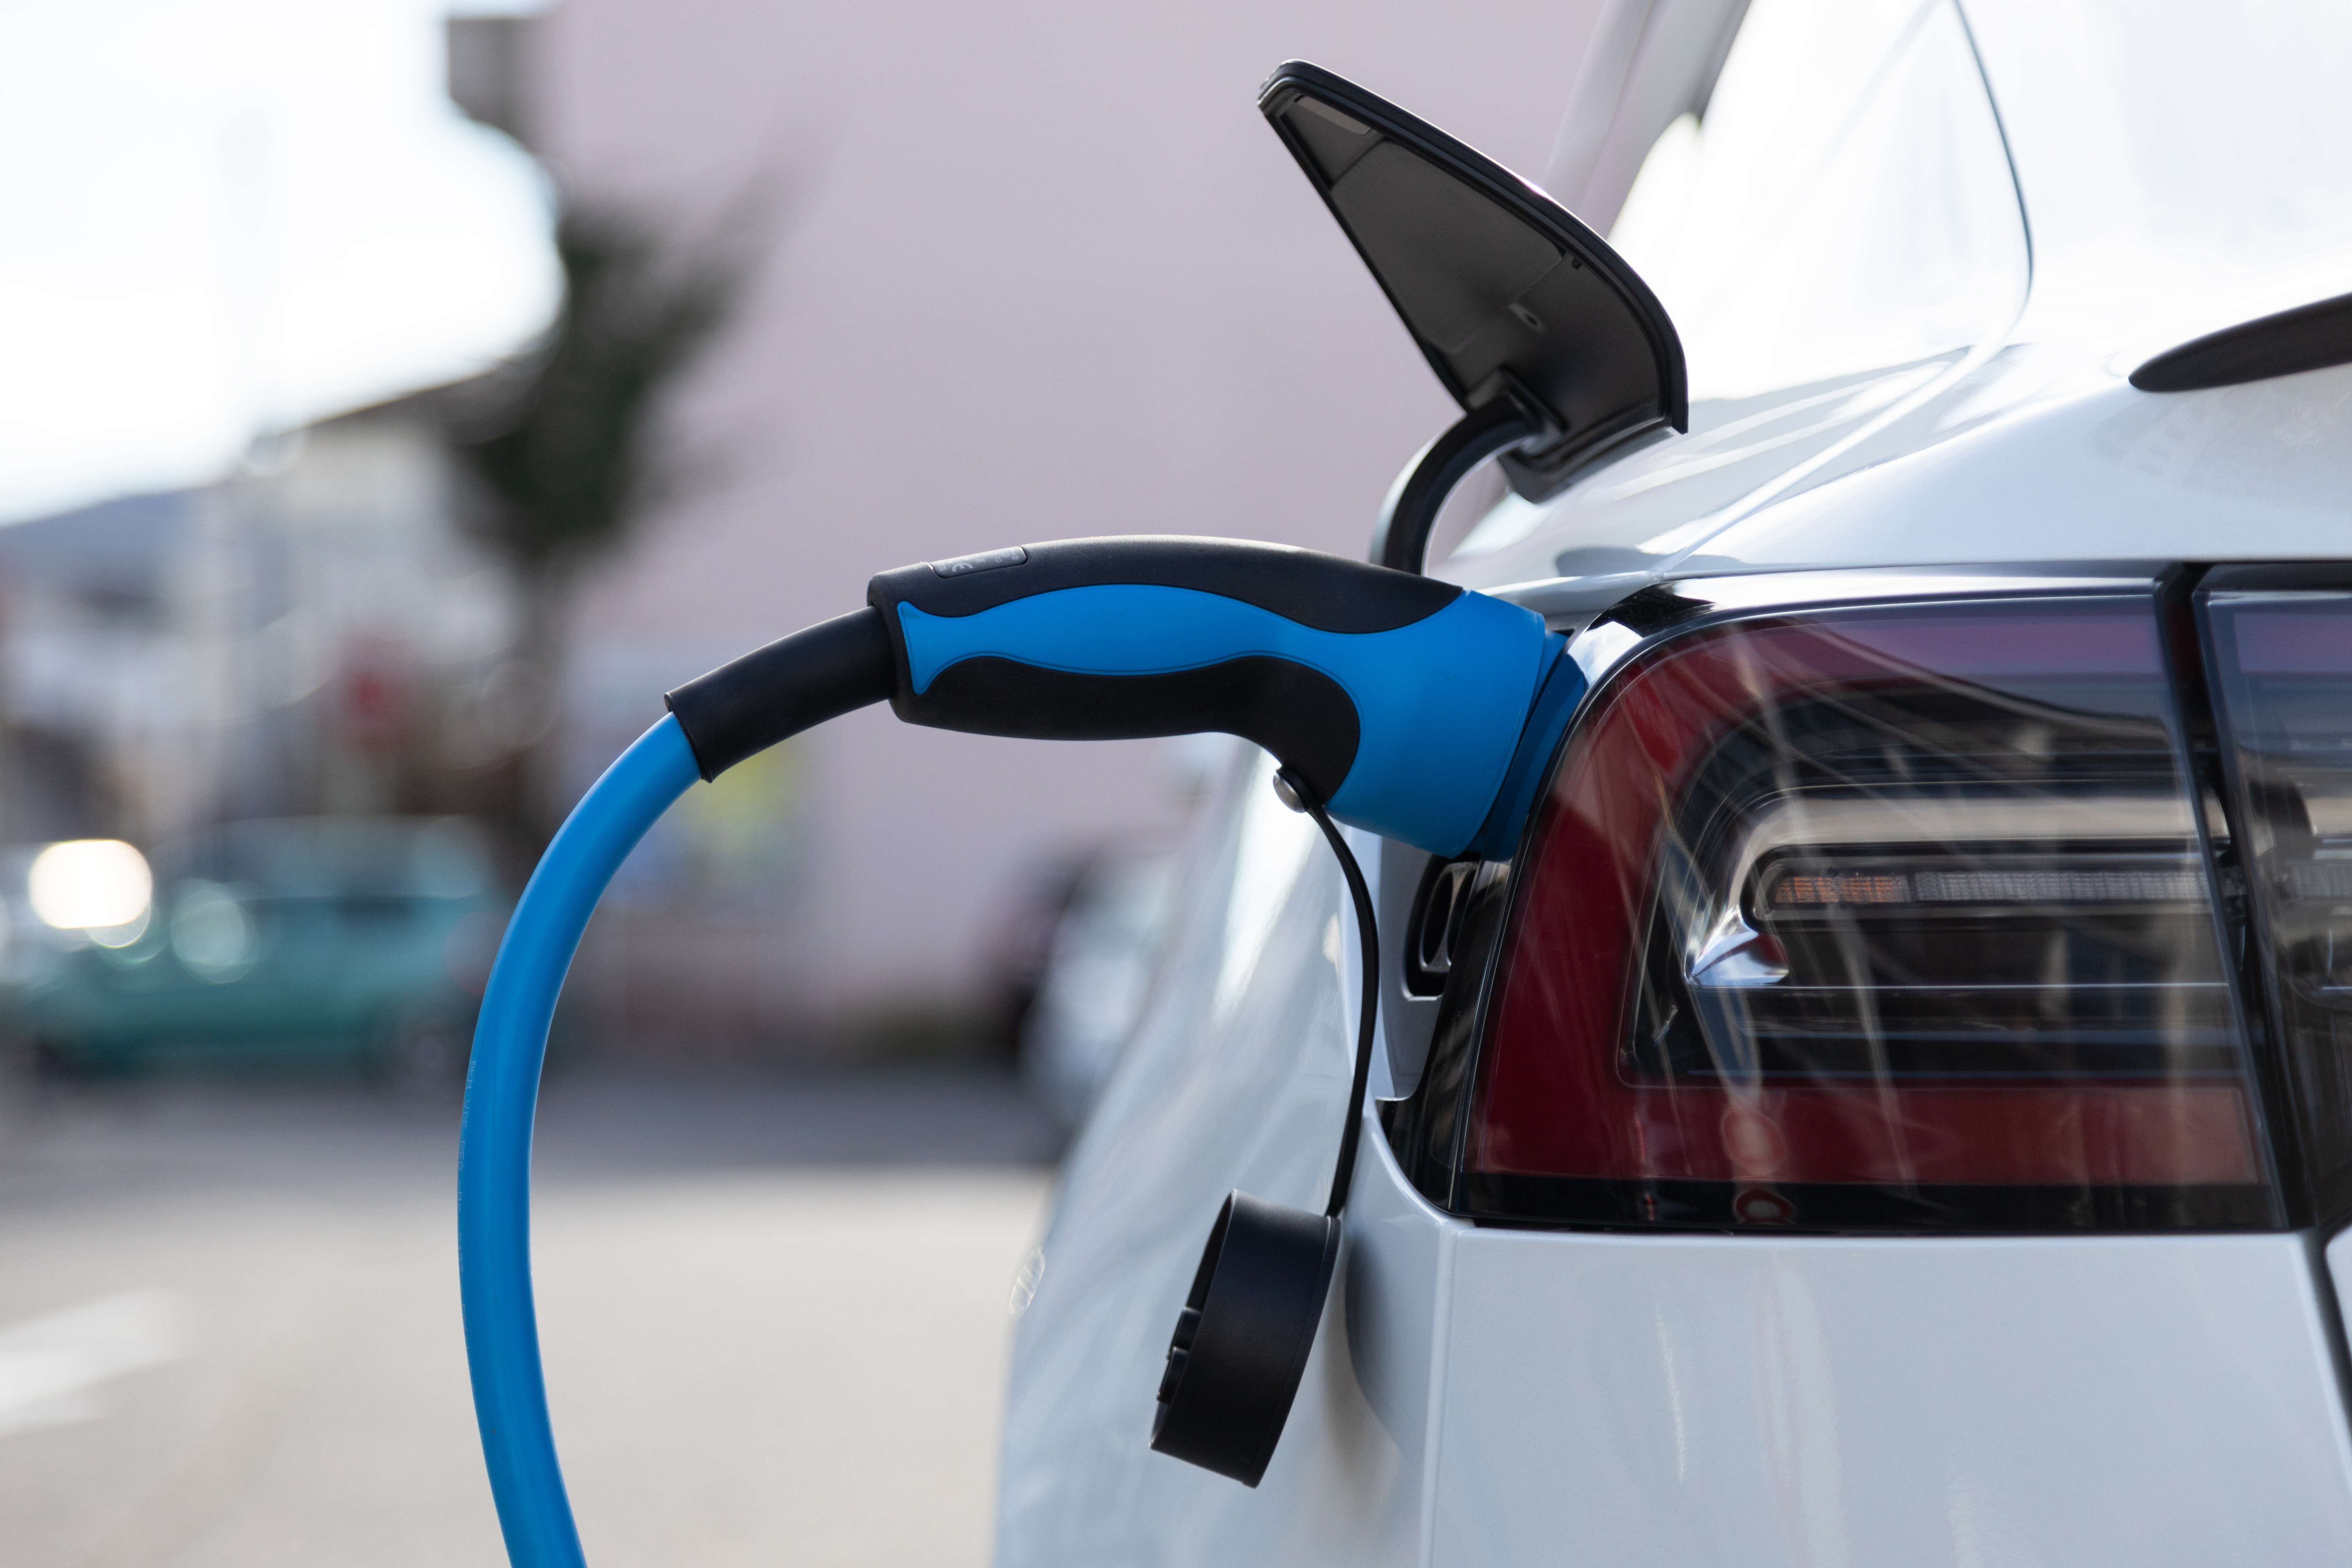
851,536,1559,856
665,538,1561,855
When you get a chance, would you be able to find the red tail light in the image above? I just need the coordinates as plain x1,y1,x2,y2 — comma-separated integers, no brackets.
1455,591,2279,1232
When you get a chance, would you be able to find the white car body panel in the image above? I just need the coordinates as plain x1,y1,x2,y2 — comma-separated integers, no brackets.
1436,1223,2352,1566
1453,354,2352,594
1002,752,2352,1566
999,1,2352,1562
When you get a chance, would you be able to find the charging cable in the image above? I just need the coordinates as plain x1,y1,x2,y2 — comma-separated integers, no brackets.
458,538,1568,1560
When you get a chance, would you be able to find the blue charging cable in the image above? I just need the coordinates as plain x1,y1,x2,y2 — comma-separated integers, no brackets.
458,715,700,1568
455,541,1569,1560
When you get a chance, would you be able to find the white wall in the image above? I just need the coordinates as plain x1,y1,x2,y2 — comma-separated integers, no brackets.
529,0,1606,1012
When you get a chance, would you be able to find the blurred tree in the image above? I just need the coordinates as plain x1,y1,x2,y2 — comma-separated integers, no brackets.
453,203,745,837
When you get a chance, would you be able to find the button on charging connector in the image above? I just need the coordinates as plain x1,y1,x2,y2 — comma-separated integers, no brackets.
929,546,1028,579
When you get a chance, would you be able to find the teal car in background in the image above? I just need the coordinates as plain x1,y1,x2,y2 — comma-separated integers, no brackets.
10,818,507,1085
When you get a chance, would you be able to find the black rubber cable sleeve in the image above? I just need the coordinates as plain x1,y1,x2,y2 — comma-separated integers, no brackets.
663,607,896,781
1280,769,1381,1218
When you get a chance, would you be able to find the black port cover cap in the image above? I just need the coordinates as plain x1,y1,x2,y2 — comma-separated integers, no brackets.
1149,1191,1342,1487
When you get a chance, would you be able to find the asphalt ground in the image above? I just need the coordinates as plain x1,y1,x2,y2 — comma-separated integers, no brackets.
0,1064,1061,1568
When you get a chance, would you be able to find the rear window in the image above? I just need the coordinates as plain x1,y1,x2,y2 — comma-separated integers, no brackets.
1606,0,2026,401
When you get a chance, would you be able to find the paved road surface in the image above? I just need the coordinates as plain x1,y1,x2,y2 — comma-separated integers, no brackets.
0,1065,1060,1568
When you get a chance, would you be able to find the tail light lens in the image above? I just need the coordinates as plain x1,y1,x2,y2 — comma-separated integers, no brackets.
1462,595,2279,1231
2202,580,2352,1222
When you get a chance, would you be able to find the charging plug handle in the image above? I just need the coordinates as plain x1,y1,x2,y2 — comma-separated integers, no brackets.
662,538,1553,859
868,536,1459,821
863,537,1554,856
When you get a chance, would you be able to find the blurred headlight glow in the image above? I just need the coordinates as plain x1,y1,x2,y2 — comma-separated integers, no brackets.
28,840,153,932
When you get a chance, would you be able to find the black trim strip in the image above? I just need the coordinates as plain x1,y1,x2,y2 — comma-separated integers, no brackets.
1458,1173,2277,1234
2131,291,2352,393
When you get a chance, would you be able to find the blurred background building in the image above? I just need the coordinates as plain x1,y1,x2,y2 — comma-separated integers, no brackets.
0,399,517,847
0,0,1603,1059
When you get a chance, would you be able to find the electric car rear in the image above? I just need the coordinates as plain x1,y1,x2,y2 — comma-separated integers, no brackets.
996,4,2352,1564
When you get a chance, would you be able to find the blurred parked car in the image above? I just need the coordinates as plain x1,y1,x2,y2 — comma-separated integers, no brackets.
1020,844,1178,1128
8,818,505,1086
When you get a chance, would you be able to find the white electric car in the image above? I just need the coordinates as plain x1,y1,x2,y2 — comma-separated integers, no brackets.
999,2,2352,1563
